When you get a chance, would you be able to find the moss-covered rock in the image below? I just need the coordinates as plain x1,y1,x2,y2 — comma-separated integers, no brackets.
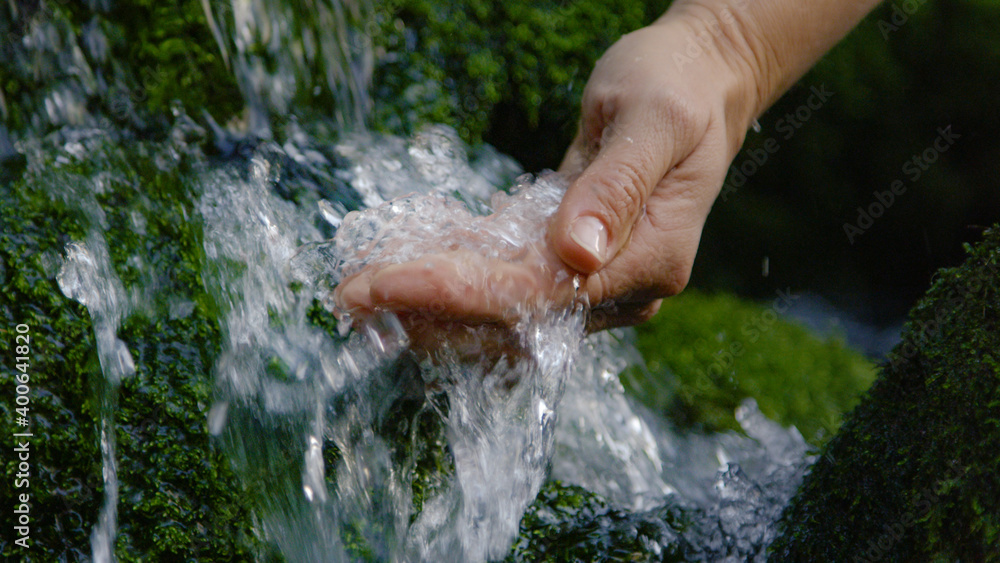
368,0,670,170
770,227,1000,561
507,481,690,562
0,0,241,135
0,137,263,561
627,290,877,446
1,183,100,561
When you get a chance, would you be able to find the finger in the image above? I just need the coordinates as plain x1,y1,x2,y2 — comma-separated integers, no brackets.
549,107,688,274
366,251,561,323
335,270,375,313
583,134,730,308
586,299,663,333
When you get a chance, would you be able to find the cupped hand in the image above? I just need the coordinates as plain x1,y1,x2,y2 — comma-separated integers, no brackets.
334,241,580,359
549,8,758,329
334,7,760,340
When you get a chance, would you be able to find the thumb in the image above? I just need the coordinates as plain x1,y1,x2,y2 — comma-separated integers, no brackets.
551,115,677,273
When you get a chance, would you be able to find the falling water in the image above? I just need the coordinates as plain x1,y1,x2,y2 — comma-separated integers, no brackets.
193,126,590,560
35,121,812,561
5,1,815,561
53,169,139,563
201,0,374,133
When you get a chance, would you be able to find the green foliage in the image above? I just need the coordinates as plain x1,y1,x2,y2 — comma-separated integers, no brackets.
627,290,876,445
368,0,668,170
771,228,1000,561
90,0,242,123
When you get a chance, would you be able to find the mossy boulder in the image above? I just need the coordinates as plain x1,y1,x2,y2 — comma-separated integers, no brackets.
368,0,669,169
507,481,690,562
626,290,877,446
0,0,241,135
771,227,1000,561
0,137,263,561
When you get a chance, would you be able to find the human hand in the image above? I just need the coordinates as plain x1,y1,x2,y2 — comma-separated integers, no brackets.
334,7,763,340
335,246,578,360
550,0,884,329
335,0,880,343
548,7,761,330
331,178,582,360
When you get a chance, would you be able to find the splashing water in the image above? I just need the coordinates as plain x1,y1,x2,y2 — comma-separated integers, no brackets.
196,126,588,560
39,119,813,561
6,1,817,561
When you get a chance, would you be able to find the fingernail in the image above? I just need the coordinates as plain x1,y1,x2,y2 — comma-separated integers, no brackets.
337,275,373,311
569,216,607,266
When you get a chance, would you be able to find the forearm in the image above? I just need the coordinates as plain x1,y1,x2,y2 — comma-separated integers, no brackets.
659,0,882,124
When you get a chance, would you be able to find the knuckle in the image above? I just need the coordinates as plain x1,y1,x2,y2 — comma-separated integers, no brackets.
635,300,663,324
661,262,692,297
591,160,646,230
586,271,610,305
646,89,703,149
662,93,700,134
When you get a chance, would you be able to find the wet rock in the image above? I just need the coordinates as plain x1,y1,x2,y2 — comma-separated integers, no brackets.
772,227,1000,561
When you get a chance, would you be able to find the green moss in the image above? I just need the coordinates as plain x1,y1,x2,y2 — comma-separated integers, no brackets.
97,0,241,123
1,190,100,561
368,0,669,169
0,140,263,561
771,227,1000,561
0,0,240,135
112,312,260,561
507,481,689,562
627,290,877,446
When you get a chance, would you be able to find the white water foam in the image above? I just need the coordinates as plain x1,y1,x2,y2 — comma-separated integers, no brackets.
38,118,812,562
200,127,586,561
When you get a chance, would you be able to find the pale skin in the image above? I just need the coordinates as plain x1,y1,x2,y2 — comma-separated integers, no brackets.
336,0,884,340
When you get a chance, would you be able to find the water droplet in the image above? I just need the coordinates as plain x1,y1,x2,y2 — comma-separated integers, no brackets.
208,402,229,436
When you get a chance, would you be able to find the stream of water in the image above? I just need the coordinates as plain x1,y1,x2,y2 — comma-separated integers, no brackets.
4,1,815,560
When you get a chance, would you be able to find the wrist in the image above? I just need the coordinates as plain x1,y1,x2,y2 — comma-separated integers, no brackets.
656,0,778,135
